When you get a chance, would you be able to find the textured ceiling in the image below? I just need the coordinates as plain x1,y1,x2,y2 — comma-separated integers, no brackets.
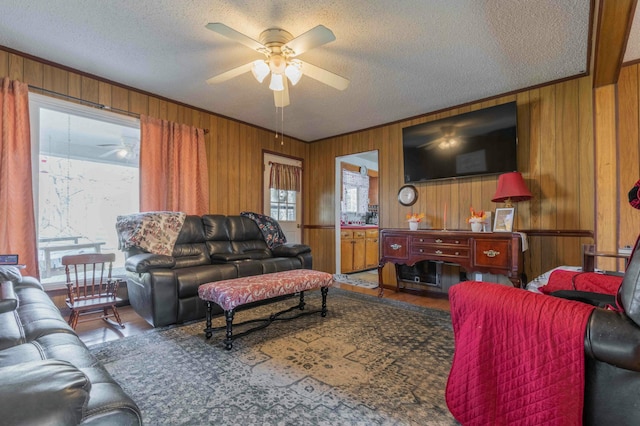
0,1,632,142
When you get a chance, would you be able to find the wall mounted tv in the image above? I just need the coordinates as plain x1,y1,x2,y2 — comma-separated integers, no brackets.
402,102,518,183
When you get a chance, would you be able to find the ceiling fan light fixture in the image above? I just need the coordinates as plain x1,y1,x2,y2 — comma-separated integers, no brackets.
251,60,270,83
269,73,285,91
285,60,302,86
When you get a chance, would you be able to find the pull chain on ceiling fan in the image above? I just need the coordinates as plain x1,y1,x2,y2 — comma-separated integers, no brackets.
205,23,349,107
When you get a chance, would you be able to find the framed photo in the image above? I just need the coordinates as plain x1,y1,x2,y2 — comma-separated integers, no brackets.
493,208,515,232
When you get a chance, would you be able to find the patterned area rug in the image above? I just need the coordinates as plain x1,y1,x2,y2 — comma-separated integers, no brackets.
333,273,379,289
90,289,457,425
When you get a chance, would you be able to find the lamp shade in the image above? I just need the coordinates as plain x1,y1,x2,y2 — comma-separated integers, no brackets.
251,60,270,83
491,172,532,204
269,73,285,91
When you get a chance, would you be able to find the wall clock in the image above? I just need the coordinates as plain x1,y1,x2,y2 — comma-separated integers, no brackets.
398,185,418,206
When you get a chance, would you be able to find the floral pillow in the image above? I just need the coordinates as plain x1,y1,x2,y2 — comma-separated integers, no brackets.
116,211,186,256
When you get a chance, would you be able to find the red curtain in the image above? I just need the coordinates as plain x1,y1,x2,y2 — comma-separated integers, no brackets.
0,78,39,277
139,115,209,214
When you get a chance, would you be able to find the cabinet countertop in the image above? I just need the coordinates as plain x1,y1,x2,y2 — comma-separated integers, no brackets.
341,225,379,230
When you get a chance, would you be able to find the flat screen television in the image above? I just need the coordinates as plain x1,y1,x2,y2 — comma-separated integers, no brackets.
401,102,518,183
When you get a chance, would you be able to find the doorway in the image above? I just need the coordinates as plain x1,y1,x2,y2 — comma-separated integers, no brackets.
335,150,379,275
264,152,303,244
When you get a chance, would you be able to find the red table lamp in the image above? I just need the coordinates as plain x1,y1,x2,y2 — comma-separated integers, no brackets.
492,172,532,207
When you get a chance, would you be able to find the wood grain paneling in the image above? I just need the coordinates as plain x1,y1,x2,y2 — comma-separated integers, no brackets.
306,84,597,281
4,46,638,282
0,47,308,239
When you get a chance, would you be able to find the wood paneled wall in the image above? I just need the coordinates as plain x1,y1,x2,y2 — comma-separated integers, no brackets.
602,64,640,264
4,46,636,286
0,49,309,217
305,77,597,283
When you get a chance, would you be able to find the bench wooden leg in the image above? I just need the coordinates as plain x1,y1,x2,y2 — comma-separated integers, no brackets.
224,309,235,350
321,286,328,317
298,291,305,310
205,302,213,339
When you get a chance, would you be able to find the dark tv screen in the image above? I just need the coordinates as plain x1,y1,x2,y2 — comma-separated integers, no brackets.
402,102,518,183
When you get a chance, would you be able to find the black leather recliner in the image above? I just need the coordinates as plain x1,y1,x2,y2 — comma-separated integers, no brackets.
560,241,640,425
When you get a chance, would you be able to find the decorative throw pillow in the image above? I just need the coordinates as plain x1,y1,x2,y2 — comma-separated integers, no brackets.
240,211,287,249
116,211,186,256
0,266,22,283
629,179,640,210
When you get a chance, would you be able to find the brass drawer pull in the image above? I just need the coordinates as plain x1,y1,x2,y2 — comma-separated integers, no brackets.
455,251,459,255
419,249,424,253
435,239,443,243
455,240,459,244
390,244,402,250
419,238,424,242
435,250,443,254
483,249,500,258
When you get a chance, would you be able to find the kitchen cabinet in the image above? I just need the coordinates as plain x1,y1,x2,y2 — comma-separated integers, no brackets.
340,229,368,273
365,229,379,269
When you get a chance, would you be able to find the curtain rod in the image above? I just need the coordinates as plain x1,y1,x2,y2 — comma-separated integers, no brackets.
28,85,209,134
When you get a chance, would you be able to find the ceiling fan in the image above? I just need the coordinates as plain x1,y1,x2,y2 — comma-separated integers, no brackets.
98,137,138,160
205,23,350,107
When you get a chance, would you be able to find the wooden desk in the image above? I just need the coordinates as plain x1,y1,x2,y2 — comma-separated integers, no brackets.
378,229,525,295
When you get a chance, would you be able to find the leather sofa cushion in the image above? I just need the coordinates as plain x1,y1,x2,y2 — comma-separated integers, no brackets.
0,360,90,426
126,253,176,273
272,243,312,257
175,264,237,298
0,282,17,314
202,214,231,240
227,216,264,241
174,215,207,244
0,286,74,351
173,243,210,268
618,248,640,326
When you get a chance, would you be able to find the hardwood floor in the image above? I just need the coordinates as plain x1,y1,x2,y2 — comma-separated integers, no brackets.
76,280,450,346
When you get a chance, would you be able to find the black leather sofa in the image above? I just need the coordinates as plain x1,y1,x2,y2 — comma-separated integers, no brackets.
0,274,141,425
123,214,312,327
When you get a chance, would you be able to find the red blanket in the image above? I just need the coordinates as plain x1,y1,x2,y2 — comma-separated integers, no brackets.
446,281,595,425
541,270,622,295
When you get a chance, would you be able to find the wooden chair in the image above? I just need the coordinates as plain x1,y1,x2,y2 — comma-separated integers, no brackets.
63,253,125,330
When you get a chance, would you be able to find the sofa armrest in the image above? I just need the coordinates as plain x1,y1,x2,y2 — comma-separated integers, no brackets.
586,309,640,372
0,360,91,425
211,253,252,262
0,282,17,313
272,243,311,257
125,253,176,273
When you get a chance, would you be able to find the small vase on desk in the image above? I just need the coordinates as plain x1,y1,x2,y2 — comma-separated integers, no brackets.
409,221,419,231
470,221,483,232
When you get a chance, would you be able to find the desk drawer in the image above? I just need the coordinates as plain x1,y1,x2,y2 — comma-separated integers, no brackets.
474,239,510,268
411,236,469,247
382,236,409,259
411,245,469,259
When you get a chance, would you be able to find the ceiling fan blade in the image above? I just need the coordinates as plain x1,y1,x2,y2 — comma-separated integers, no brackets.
274,81,290,107
299,61,349,91
283,25,336,57
206,62,254,84
205,23,266,52
99,149,120,158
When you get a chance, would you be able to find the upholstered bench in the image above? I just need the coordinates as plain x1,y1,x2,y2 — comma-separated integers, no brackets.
198,269,334,349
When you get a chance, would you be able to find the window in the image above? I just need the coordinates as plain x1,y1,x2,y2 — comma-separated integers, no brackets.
342,170,369,214
29,94,140,286
270,189,297,221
